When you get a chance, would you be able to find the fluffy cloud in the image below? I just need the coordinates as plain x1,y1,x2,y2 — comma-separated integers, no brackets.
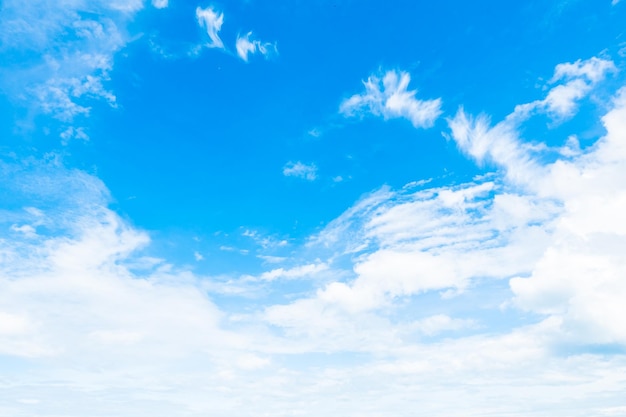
340,70,442,128
235,31,277,62
511,57,616,121
0,157,260,413
267,55,626,356
195,6,225,49
508,88,626,345
283,161,318,181
3,22,626,411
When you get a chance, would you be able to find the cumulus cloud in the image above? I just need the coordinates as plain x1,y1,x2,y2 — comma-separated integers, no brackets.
283,161,318,181
266,55,626,357
235,31,277,62
3,46,626,414
195,6,225,49
0,157,267,413
507,87,626,345
340,70,443,128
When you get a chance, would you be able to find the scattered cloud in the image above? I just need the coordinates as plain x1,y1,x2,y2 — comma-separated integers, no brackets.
259,262,328,282
511,57,616,122
266,56,626,357
242,229,289,249
340,70,443,128
60,126,89,144
235,31,277,62
3,6,626,410
152,0,168,8
283,161,318,181
307,128,322,137
0,0,141,136
257,255,287,264
195,6,225,49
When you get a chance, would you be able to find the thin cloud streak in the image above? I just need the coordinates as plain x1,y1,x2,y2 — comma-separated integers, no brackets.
341,70,443,128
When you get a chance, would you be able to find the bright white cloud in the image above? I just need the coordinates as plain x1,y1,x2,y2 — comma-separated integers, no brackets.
3,47,626,415
507,87,626,345
340,70,443,128
235,31,277,62
151,0,168,8
195,6,224,49
511,57,616,121
259,262,328,282
283,161,318,181
267,55,626,358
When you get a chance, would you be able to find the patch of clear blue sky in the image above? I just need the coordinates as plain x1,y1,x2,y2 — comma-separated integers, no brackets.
5,0,625,273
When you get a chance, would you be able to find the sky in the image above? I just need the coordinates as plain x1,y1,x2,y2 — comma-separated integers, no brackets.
1,0,626,416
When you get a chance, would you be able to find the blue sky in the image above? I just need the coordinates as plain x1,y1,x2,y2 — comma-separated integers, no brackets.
2,0,626,415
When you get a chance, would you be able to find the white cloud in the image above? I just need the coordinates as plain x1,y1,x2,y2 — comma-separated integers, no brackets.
266,55,626,356
340,70,443,128
10,224,37,238
551,57,616,83
195,6,225,49
60,126,89,144
259,262,328,282
257,255,287,264
235,31,277,62
283,161,318,181
511,57,616,121
4,52,626,416
0,0,139,132
151,0,168,8
448,109,540,185
507,87,626,345
409,314,477,336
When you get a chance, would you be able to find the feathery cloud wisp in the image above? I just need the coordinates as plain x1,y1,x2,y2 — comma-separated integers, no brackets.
340,70,443,128
196,6,225,49
152,0,168,8
236,32,277,62
283,161,318,181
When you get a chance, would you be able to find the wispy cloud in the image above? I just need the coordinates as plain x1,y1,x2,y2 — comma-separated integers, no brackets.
235,31,277,62
0,0,142,139
152,0,169,8
283,161,318,181
340,70,443,128
195,6,225,49
267,56,626,357
259,262,328,282
510,57,616,122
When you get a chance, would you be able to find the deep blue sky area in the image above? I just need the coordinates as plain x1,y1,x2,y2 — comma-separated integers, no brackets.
54,0,622,243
